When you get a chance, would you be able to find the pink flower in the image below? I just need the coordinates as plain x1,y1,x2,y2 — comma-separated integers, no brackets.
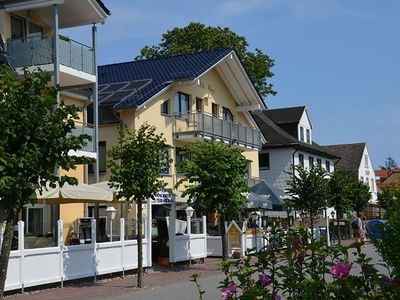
221,283,237,299
330,261,353,279
258,273,273,286
297,252,305,263
274,295,282,300
291,238,301,250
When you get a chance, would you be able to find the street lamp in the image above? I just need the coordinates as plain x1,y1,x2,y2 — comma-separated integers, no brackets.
106,206,117,242
185,206,195,267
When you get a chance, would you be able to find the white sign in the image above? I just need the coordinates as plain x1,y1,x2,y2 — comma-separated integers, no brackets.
153,191,171,204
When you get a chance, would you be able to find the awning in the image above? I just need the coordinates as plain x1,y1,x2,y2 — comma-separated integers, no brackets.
90,181,188,204
36,182,114,204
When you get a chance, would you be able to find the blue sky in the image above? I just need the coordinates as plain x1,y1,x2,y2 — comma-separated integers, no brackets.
64,0,400,168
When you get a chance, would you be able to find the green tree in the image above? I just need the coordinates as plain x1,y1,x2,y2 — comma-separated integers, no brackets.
379,155,398,170
107,123,171,287
176,139,250,261
286,166,329,239
327,171,353,245
0,67,92,299
136,22,276,98
348,175,371,215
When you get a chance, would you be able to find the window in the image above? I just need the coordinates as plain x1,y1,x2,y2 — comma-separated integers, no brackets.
28,21,43,39
100,106,119,124
259,152,270,170
317,158,322,167
365,154,369,168
306,129,311,144
309,156,314,169
11,15,25,39
88,141,107,174
371,178,374,191
212,103,219,117
196,98,203,112
222,107,233,122
161,99,169,115
160,149,170,175
175,147,188,173
174,92,190,115
298,154,304,168
325,160,331,173
300,127,304,142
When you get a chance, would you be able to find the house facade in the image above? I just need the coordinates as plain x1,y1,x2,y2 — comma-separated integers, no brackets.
89,48,265,230
252,106,338,194
322,143,379,216
0,0,110,239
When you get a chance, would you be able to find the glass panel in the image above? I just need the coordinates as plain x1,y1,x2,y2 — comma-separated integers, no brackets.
191,218,204,234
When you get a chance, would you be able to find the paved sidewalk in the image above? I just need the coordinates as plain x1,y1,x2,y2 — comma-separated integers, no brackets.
6,258,222,300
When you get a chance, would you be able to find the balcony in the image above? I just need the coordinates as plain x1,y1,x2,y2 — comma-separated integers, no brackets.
7,35,95,86
173,111,262,150
69,122,95,156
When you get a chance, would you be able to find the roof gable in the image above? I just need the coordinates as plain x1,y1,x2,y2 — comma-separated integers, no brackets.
252,110,338,159
322,143,366,173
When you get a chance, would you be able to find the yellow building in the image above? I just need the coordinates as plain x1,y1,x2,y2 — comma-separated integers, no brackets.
90,48,265,229
0,0,110,241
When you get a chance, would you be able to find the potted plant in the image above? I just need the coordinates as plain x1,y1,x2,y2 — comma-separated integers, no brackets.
158,240,169,267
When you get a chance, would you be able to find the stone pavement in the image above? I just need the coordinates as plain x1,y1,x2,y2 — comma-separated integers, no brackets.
5,258,222,300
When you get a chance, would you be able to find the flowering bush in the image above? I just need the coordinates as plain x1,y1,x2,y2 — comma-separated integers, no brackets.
192,220,400,299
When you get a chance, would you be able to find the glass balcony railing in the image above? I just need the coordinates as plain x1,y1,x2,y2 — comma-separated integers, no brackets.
173,111,262,149
7,35,95,75
70,123,95,153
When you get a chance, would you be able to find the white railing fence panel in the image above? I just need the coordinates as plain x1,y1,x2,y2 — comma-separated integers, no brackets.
5,214,152,292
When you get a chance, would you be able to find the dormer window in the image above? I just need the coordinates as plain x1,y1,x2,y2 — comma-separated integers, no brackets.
306,129,311,144
300,127,304,142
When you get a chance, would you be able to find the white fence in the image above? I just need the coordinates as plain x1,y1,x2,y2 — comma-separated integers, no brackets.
5,218,151,292
169,216,207,263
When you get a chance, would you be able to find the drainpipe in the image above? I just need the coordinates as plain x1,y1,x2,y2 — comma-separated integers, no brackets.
291,147,299,219
51,4,60,236
92,24,100,240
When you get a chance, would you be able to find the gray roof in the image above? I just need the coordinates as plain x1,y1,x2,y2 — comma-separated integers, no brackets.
321,143,366,173
262,106,306,124
252,110,338,159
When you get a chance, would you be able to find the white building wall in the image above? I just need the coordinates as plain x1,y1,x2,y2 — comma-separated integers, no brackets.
259,147,335,192
358,146,378,204
259,148,293,192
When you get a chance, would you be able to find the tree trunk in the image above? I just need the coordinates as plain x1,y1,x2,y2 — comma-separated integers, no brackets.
137,198,143,288
219,213,228,261
0,210,15,300
337,209,341,245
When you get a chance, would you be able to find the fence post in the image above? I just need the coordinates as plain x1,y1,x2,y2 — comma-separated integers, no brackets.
91,219,97,283
187,215,191,265
57,220,64,288
146,197,152,268
120,218,125,277
18,221,24,293
202,216,207,260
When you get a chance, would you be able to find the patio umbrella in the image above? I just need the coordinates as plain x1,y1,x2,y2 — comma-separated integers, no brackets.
36,182,114,204
243,192,273,210
250,181,285,209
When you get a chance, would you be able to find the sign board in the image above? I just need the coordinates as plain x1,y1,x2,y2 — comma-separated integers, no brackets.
227,221,243,250
152,191,171,204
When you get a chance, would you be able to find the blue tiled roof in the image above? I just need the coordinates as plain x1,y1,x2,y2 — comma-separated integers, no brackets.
98,48,234,109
